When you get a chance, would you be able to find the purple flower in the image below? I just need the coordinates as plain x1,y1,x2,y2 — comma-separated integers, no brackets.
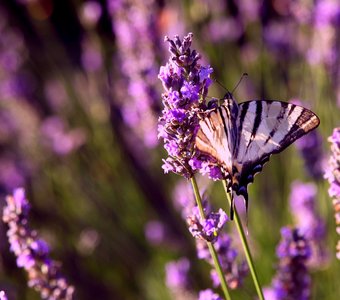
144,220,165,245
0,291,7,300
266,227,311,300
198,289,222,300
40,117,86,156
196,233,248,290
108,0,161,149
158,33,223,179
325,127,340,259
81,37,103,72
165,258,191,290
79,1,102,28
187,208,228,243
2,188,75,299
291,99,324,179
289,181,328,267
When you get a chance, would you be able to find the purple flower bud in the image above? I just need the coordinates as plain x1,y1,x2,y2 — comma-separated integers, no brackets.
187,208,228,243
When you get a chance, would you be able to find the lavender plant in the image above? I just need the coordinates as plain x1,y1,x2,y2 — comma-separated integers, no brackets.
165,258,196,300
108,0,162,149
325,127,340,259
158,33,233,299
264,227,311,300
157,33,266,299
2,188,74,299
289,181,328,267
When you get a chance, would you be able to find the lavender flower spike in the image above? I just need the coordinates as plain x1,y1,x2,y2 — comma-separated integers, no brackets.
325,127,340,259
158,33,216,178
266,227,311,300
0,291,7,300
2,188,74,300
289,181,328,267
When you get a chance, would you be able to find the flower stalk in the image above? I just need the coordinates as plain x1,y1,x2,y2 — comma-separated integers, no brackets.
222,180,264,300
191,177,232,300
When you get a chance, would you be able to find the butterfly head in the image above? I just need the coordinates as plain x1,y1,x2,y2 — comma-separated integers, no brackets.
220,91,239,116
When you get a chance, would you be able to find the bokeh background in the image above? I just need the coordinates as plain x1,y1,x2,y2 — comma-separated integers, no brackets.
0,0,339,299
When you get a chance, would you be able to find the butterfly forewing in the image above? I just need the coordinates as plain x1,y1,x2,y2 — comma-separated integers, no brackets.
235,101,320,165
233,100,320,201
195,109,234,175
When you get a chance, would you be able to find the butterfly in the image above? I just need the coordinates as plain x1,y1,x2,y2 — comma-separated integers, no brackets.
195,92,320,219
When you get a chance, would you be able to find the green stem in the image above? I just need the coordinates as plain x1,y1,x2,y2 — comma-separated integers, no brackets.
222,180,264,300
190,177,232,300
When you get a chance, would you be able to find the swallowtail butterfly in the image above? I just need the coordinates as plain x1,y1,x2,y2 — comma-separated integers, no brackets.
195,92,320,218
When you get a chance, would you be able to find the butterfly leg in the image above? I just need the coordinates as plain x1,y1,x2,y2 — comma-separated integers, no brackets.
230,194,235,220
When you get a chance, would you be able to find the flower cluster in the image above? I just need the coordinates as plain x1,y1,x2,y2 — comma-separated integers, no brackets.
187,207,228,243
158,33,223,179
165,258,196,300
289,181,328,267
197,233,248,290
325,127,340,259
2,188,74,299
265,227,311,300
198,289,222,300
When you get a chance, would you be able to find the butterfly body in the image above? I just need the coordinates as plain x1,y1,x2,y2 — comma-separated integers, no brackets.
195,93,320,218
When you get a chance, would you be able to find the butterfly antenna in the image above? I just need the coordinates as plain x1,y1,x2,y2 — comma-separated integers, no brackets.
231,72,248,94
211,75,229,92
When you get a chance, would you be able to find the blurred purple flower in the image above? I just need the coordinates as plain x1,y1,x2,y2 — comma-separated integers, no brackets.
2,188,74,299
196,233,248,290
0,9,36,100
81,37,103,72
40,117,86,156
198,289,222,300
0,291,7,300
289,181,328,267
307,0,340,69
295,130,324,179
108,0,162,149
144,220,165,245
79,1,102,28
0,156,26,191
325,127,340,259
165,257,190,290
291,99,324,179
266,227,311,300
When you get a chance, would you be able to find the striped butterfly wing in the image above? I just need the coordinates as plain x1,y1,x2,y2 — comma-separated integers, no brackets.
233,100,320,205
195,106,236,177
